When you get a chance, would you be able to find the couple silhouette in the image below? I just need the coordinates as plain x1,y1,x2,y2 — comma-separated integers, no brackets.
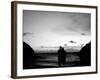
57,46,66,67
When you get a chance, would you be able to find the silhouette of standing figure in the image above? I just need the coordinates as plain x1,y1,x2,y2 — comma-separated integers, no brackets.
58,46,66,67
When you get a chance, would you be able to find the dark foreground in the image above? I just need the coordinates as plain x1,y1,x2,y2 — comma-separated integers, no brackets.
23,52,84,69
23,42,91,69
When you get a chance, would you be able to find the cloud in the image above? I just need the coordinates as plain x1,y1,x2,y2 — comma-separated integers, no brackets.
51,13,90,36
81,33,86,35
23,32,33,36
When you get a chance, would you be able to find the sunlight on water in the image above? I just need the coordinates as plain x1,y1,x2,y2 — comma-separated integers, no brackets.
34,45,82,53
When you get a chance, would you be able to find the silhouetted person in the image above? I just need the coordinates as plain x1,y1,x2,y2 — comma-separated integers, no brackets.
23,42,35,69
78,42,91,66
57,46,66,67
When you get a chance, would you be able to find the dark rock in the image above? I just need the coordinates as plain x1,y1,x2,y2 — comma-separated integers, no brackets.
78,42,91,66
23,42,35,69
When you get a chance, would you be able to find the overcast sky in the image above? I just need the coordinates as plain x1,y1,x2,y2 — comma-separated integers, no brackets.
23,10,91,48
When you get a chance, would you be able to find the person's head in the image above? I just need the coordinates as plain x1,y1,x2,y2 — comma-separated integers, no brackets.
60,46,64,49
59,46,62,49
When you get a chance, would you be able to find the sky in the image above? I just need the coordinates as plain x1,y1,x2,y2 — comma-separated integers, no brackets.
23,10,91,50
